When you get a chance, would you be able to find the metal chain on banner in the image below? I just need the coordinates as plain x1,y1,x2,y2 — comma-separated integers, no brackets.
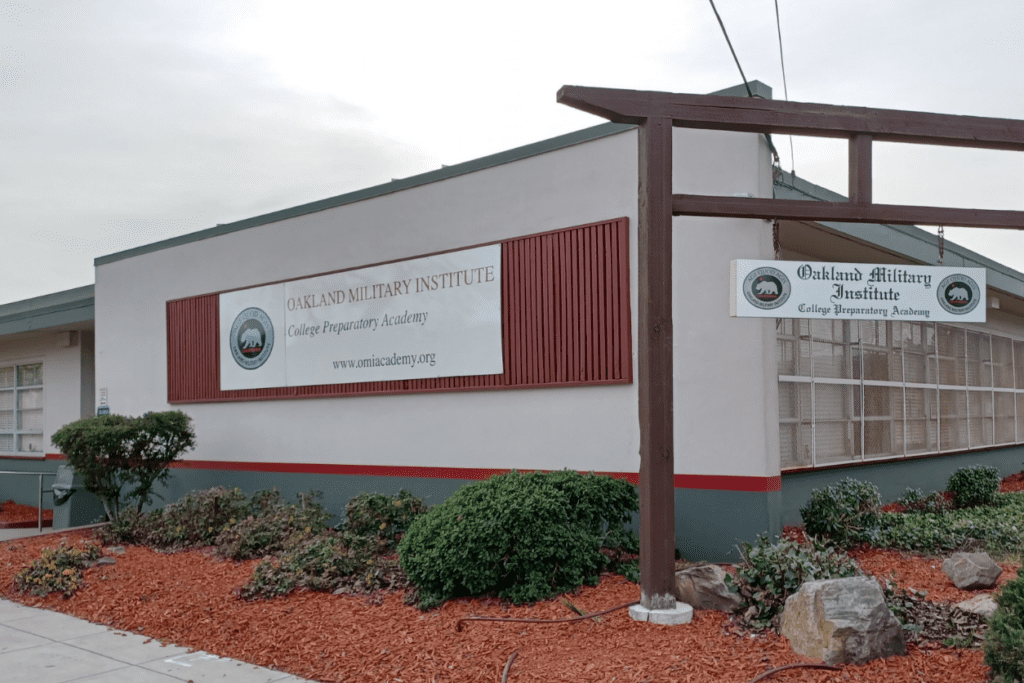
770,216,778,327
937,225,945,264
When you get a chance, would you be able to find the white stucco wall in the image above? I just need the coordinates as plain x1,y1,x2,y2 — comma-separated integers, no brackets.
95,125,779,479
0,330,92,457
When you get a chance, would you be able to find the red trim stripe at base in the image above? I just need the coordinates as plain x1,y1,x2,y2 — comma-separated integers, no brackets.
674,474,782,493
27,455,780,492
170,460,779,492
171,460,640,484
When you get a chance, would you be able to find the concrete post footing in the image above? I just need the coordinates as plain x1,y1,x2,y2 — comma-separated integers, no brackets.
628,601,694,625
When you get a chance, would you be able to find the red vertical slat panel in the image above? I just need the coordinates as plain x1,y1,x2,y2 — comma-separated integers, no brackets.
597,223,608,380
166,218,632,403
502,243,512,383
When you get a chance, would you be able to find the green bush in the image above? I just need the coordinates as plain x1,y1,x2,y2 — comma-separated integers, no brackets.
948,465,1001,509
876,492,1024,554
398,470,638,608
896,487,953,515
984,571,1024,682
725,535,860,630
341,490,427,552
15,542,102,598
99,486,251,550
50,411,196,521
800,478,882,546
214,490,332,561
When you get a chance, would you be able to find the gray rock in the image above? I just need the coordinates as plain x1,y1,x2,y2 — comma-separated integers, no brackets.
942,552,1002,590
780,576,907,666
104,545,126,555
956,594,998,619
96,557,116,566
673,564,742,612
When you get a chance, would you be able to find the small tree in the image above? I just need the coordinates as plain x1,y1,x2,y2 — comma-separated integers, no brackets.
50,411,196,521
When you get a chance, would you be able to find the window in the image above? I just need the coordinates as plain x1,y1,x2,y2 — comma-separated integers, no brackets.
778,321,1024,469
0,362,43,454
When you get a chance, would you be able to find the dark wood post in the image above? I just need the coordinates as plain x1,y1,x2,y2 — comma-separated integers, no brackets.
637,116,676,610
849,134,872,204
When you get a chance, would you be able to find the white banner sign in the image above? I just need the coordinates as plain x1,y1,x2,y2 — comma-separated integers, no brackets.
219,245,503,390
730,260,987,322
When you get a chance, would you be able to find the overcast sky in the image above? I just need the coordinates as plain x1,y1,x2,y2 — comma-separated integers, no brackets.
2,0,1022,305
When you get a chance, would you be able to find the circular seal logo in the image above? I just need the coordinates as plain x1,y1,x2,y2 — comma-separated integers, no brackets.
229,307,274,370
743,267,791,310
937,274,981,315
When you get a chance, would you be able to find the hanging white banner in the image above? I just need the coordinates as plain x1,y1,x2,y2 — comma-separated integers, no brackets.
730,260,987,322
220,245,503,390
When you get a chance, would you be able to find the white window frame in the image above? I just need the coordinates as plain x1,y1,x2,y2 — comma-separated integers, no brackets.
0,359,44,457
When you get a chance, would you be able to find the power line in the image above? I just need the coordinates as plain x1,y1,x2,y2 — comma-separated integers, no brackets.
707,0,781,167
708,0,753,98
773,0,796,174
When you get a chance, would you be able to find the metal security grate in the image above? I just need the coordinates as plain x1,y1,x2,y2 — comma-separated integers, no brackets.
779,320,1024,469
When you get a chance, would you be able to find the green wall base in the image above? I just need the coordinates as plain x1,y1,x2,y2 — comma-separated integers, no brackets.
148,468,782,564
781,445,1024,527
675,487,782,563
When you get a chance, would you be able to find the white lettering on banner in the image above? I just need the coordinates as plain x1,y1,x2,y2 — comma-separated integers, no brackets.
730,260,986,322
219,245,503,391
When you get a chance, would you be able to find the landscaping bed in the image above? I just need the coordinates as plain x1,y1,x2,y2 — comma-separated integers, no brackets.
3,466,1023,682
0,527,1005,683
0,500,52,529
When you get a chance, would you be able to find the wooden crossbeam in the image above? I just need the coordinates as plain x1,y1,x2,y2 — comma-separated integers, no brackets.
672,195,1024,229
557,86,1024,151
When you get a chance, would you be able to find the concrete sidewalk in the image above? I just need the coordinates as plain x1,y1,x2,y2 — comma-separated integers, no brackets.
0,598,317,683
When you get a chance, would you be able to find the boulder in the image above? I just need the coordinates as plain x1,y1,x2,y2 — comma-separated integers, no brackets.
780,576,906,665
942,552,1002,590
956,594,998,619
673,565,742,612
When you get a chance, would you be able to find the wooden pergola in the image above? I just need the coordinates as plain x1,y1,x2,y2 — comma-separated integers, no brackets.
557,85,1024,610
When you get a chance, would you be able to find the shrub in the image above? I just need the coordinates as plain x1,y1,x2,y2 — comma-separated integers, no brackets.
341,490,427,552
984,571,1024,682
50,411,196,520
896,488,953,515
214,490,332,561
398,470,638,608
948,465,1001,509
800,478,881,546
14,542,102,598
100,486,251,550
725,535,860,630
876,492,1024,554
237,533,408,600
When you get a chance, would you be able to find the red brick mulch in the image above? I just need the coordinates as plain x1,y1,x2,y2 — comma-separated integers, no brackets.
0,530,994,683
0,500,52,528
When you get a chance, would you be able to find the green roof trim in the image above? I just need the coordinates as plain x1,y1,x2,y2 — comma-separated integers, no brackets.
94,81,774,267
94,122,635,267
773,170,1024,297
0,285,95,336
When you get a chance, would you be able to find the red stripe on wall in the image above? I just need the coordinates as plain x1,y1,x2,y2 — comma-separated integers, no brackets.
167,218,633,403
34,454,780,491
168,459,777,492
673,474,783,493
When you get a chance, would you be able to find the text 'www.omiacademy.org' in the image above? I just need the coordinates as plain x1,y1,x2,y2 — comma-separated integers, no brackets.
332,352,437,370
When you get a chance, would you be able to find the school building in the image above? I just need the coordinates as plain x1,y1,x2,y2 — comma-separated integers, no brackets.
3,81,1023,560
